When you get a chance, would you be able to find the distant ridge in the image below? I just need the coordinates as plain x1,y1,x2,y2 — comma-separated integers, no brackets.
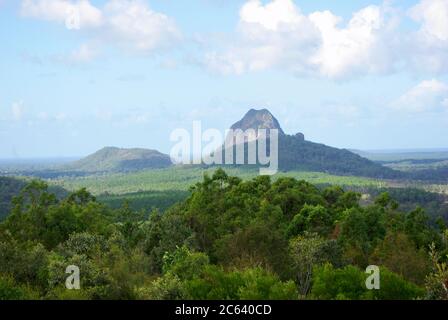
66,147,172,173
351,149,448,162
55,109,402,178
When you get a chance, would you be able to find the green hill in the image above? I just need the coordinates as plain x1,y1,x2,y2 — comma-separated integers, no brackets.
278,135,402,178
66,147,172,173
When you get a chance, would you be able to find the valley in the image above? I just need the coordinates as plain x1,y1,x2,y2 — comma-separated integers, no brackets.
1,109,447,301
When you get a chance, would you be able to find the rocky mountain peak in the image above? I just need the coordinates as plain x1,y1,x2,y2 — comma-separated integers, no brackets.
230,108,285,135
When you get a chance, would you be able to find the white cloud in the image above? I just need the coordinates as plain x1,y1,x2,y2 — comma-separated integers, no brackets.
408,0,448,73
21,0,103,28
410,0,448,42
20,0,180,55
392,79,448,113
18,0,448,77
309,5,395,78
204,0,448,79
11,101,25,121
205,0,320,75
239,0,306,31
103,0,180,53
204,0,397,78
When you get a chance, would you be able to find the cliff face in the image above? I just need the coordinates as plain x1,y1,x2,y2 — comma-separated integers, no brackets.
230,109,285,135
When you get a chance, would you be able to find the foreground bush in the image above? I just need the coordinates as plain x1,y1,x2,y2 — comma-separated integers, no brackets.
311,264,425,300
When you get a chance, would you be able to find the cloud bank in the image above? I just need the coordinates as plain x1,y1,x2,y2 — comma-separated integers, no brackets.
19,0,448,80
393,79,448,113
21,0,181,54
204,0,448,79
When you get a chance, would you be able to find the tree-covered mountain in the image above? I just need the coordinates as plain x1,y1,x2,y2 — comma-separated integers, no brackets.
65,147,173,173
278,135,402,178
224,109,402,179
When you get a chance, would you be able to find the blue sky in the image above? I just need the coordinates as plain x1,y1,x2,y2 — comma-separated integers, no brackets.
1,0,448,158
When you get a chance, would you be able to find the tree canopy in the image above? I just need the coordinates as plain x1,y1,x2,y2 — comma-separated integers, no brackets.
0,169,447,300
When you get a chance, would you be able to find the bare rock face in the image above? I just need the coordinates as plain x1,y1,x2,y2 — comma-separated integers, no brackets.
230,108,285,136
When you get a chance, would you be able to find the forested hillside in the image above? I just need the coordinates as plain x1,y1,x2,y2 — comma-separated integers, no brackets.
0,177,27,220
277,135,402,178
0,169,447,300
0,177,67,220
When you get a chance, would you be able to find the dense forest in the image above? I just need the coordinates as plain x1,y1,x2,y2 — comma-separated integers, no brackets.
98,190,189,213
0,177,27,220
0,177,67,221
0,169,447,300
344,186,448,222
